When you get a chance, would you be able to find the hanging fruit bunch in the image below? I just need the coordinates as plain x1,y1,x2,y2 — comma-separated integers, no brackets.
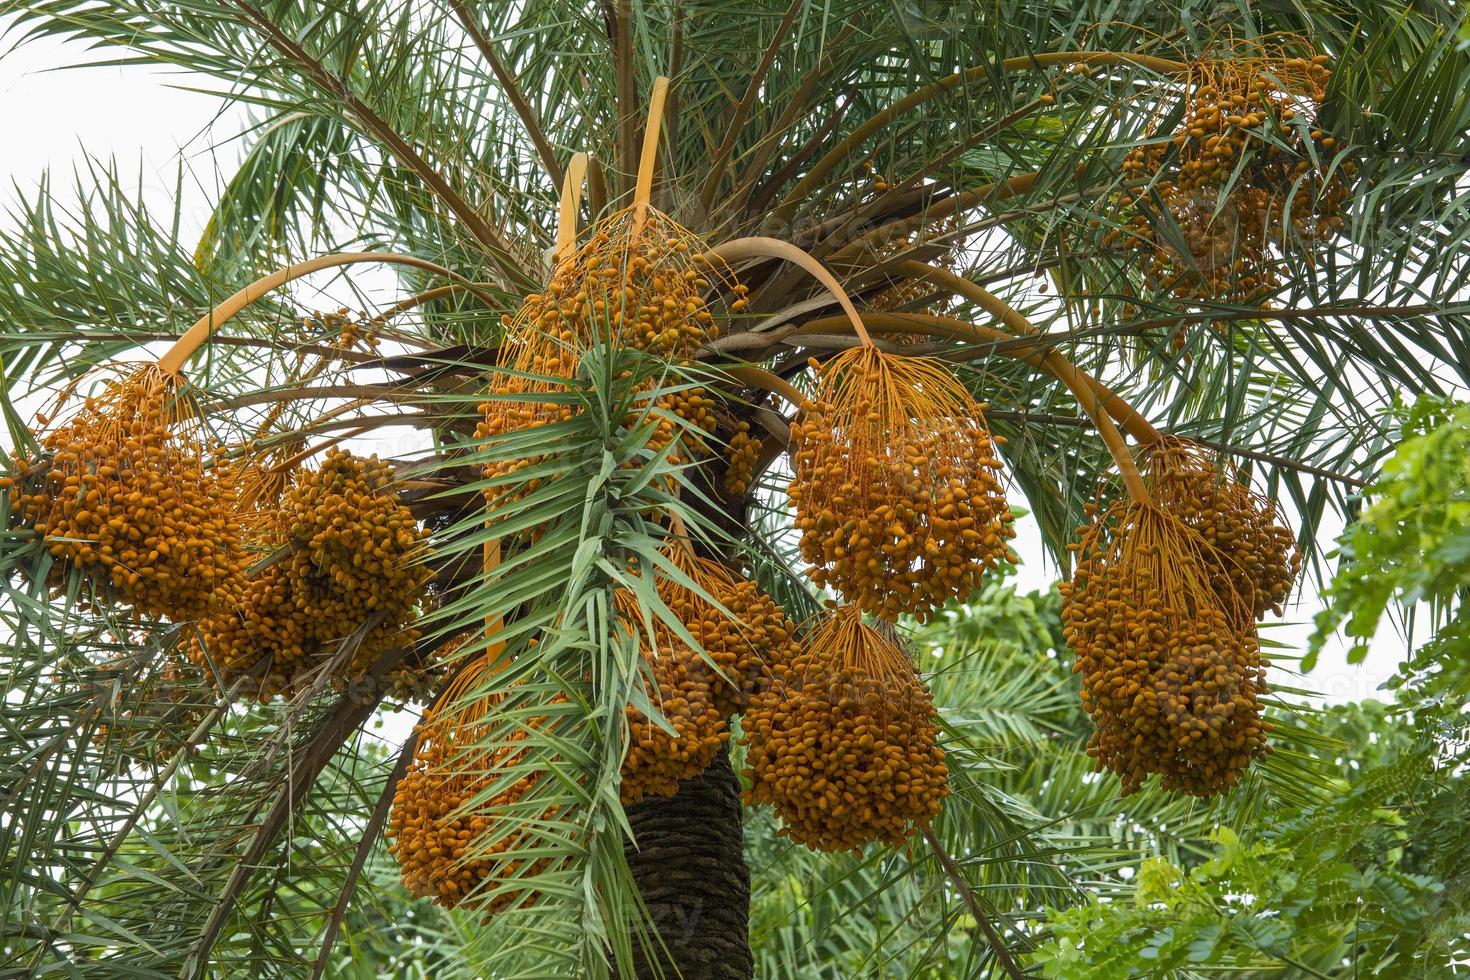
788,344,1016,623
741,604,949,853
659,541,800,718
478,204,740,519
187,449,436,701
478,101,747,528
3,364,245,622
569,205,731,358
617,586,731,804
388,653,561,918
1143,436,1301,618
616,550,731,804
1102,44,1351,335
617,537,799,803
476,259,589,516
1060,501,1271,796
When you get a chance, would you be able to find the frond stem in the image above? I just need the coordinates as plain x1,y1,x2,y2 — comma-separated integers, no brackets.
723,365,806,407
158,253,493,376
447,0,564,189
823,171,1041,271
558,153,591,261
922,828,1027,980
697,0,805,212
308,725,417,980
707,237,871,345
633,77,671,234
229,0,524,273
609,0,637,197
719,21,858,234
775,50,1189,219
896,261,1162,443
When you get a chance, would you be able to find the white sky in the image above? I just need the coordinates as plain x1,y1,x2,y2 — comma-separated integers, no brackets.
0,28,1408,706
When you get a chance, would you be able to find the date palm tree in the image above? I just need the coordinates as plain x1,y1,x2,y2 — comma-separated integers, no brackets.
1,1,1467,977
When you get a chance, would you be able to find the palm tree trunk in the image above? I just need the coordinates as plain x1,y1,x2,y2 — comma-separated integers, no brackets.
622,748,753,979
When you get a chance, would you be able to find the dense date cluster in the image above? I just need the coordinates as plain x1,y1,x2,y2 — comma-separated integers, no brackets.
619,607,731,804
1060,503,1271,796
1102,50,1352,338
741,606,949,852
617,546,799,803
668,552,799,717
476,287,583,518
789,346,1015,622
388,655,558,917
188,449,435,700
4,365,245,621
1144,437,1300,618
478,206,738,519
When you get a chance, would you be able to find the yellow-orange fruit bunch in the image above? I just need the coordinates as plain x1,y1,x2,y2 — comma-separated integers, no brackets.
1104,49,1352,318
187,449,434,699
740,605,949,853
788,346,1015,622
658,545,800,718
1060,503,1271,797
722,422,762,496
617,589,730,804
388,655,559,918
1144,437,1300,618
571,207,735,356
477,206,739,518
276,448,433,675
617,541,799,802
476,278,584,517
3,365,245,621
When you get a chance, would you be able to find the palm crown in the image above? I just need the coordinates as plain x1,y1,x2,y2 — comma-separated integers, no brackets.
2,1,1468,977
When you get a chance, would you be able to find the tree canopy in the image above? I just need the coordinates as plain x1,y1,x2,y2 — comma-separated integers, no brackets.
1,1,1468,977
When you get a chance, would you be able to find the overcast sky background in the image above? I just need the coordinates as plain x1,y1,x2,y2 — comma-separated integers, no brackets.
0,25,1410,706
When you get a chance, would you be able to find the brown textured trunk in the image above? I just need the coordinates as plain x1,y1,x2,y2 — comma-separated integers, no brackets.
622,748,753,979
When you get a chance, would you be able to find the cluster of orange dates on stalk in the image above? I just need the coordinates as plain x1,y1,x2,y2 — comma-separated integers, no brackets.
6,353,440,709
1101,48,1353,347
1061,439,1298,796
